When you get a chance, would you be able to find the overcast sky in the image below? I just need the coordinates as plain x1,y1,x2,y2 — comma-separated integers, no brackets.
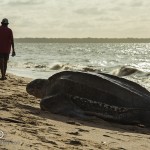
1,0,150,38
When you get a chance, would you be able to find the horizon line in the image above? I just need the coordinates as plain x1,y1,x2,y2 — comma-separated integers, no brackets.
15,37,150,39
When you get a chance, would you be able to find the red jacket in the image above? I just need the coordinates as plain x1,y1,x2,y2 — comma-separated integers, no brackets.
0,26,13,54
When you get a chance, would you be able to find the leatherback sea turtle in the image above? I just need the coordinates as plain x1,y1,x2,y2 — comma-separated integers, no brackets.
26,71,150,126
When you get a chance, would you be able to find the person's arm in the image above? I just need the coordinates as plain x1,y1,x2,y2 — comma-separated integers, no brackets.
11,31,16,57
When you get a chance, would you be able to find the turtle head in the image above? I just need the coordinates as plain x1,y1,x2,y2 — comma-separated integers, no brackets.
26,79,49,98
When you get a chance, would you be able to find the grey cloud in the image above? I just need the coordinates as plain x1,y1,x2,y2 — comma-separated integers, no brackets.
6,0,46,5
75,7,105,16
98,16,119,22
64,21,93,29
116,1,143,8
0,0,9,5
110,6,122,12
130,1,143,7
110,0,143,10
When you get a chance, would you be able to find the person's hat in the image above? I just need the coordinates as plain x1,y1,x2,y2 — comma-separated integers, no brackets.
1,18,9,24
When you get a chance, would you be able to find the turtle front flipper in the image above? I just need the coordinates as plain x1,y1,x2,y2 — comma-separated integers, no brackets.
40,94,86,118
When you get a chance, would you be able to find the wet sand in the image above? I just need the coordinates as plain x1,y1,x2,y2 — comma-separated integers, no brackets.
0,74,150,150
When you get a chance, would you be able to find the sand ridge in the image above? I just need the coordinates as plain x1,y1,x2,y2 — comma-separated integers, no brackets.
0,74,150,150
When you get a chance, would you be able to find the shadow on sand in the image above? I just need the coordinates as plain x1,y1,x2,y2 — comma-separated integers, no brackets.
16,103,150,135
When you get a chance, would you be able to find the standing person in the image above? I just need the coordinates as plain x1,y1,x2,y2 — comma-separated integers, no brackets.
0,18,16,80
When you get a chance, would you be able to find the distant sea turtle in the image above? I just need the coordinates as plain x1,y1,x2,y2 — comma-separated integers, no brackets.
26,71,150,126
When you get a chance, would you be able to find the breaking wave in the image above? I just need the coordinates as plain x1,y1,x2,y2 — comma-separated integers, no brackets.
49,64,149,77
111,66,143,76
10,61,149,77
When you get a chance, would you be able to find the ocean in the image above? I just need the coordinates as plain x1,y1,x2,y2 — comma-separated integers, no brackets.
8,43,150,91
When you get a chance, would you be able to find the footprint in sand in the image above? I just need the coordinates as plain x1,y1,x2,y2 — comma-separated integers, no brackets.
103,134,126,142
53,133,61,136
66,121,81,126
67,131,80,136
22,128,38,136
47,126,58,133
66,139,83,146
76,128,89,133
109,147,127,150
37,136,57,145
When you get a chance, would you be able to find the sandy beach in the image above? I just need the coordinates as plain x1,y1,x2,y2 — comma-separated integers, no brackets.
0,74,150,150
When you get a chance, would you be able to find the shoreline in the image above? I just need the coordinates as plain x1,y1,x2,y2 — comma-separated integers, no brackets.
7,70,36,80
0,73,150,150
